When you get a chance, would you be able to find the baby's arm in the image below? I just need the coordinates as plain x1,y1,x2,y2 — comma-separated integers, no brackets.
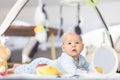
14,57,52,74
59,58,78,74
6,63,21,74
81,58,89,71
61,57,89,74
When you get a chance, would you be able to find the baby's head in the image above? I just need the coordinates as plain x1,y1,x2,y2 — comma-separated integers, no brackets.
62,31,84,57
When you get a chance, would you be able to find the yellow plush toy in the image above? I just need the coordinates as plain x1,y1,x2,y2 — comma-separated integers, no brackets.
36,64,63,76
0,45,11,75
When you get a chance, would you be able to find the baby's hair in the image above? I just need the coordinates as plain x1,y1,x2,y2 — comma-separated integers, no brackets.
62,31,83,43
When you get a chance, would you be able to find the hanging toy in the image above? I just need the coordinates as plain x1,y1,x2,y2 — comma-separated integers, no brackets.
60,0,82,35
34,0,45,26
22,0,48,63
74,3,82,35
86,0,114,48
34,25,47,44
34,2,48,51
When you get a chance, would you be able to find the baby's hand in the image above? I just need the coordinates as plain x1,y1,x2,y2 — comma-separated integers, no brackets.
6,63,21,74
79,68,87,73
6,68,14,74
12,63,22,69
80,68,85,70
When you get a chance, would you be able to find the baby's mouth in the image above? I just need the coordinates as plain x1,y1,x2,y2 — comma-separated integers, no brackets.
72,49,77,52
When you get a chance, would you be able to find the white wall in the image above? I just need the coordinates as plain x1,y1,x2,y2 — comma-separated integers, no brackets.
0,1,120,33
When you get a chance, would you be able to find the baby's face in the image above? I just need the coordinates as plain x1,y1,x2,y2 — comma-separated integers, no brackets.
62,33,83,57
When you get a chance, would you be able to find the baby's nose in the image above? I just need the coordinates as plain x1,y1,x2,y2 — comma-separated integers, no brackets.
72,43,76,47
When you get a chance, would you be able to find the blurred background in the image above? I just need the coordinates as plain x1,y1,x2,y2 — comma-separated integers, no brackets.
0,0,120,65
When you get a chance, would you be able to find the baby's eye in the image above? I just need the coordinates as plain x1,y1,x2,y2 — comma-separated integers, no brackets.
76,42,80,44
67,42,71,45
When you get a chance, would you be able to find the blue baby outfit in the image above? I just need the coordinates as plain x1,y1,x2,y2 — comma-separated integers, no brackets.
50,52,89,75
14,53,89,75
14,57,53,74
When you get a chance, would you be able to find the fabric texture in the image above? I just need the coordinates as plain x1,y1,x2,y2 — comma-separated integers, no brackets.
14,57,52,74
14,53,89,75
50,52,89,75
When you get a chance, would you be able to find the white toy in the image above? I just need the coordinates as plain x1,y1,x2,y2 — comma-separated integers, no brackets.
22,0,48,63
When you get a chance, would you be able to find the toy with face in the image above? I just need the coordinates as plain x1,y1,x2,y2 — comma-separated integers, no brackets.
0,45,11,75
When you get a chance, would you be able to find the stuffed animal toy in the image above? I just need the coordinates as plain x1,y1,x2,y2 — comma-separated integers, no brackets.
34,0,48,51
34,25,47,46
22,0,48,63
0,45,11,76
36,64,63,76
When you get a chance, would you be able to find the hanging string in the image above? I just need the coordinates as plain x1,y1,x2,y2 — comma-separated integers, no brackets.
77,4,81,25
101,32,106,47
42,3,49,31
29,3,49,59
58,5,64,37
91,0,114,48
60,5,63,28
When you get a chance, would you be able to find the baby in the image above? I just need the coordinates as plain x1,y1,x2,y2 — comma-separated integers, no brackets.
49,31,89,75
8,31,89,75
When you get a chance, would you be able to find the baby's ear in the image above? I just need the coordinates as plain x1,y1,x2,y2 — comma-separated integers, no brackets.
81,44,84,50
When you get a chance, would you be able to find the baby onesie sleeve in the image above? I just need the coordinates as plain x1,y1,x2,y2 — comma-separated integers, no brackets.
56,53,78,74
14,57,52,74
57,53,89,75
79,55,89,71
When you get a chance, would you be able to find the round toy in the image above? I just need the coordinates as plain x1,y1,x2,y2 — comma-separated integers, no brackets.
86,0,98,7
